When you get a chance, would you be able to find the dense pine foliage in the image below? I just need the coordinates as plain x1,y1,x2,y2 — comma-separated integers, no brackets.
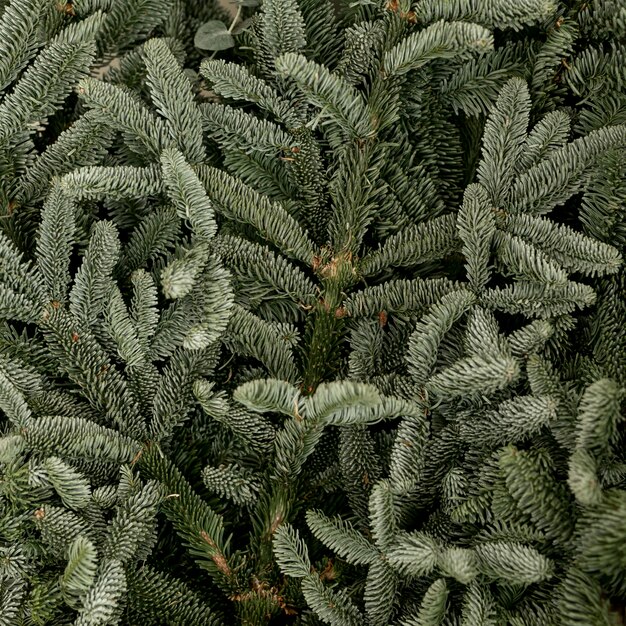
0,0,625,624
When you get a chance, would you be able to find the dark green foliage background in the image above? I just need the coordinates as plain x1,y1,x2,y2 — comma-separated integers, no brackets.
0,0,625,625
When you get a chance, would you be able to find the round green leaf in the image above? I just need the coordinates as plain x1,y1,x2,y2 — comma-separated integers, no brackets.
194,21,235,51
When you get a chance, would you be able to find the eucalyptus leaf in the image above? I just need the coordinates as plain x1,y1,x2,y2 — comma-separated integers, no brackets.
194,21,235,51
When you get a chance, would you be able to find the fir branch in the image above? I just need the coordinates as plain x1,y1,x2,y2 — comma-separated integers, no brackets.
306,509,379,566
138,447,233,589
105,37,186,93
300,574,364,626
503,213,622,277
0,231,47,319
102,480,163,564
574,378,623,456
516,110,571,174
274,53,373,140
345,278,459,318
403,578,449,626
200,103,296,154
226,305,298,382
499,446,573,543
369,480,398,551
359,214,460,276
40,306,146,439
0,0,45,92
61,536,98,606
97,0,170,53
102,283,146,368
336,21,386,86
439,44,527,117
196,165,316,264
35,185,75,305
389,410,429,494
150,347,218,441
426,353,520,398
459,395,557,447
508,319,554,359
477,77,531,207
59,164,164,201
213,234,317,311
129,270,159,352
69,220,120,327
259,0,306,59
413,0,556,31
383,20,493,77
119,205,180,274
178,258,234,350
44,456,91,510
125,565,223,626
35,505,94,556
463,306,509,357
77,77,167,159
457,184,496,292
0,369,32,429
364,559,398,626
0,13,104,144
272,523,311,578
16,110,114,206
23,415,141,464
161,147,217,242
386,532,439,578
144,38,205,163
202,464,260,506
327,141,384,254
460,582,497,626
233,378,302,417
508,125,626,215
195,380,276,453
74,559,127,626
199,59,301,127
494,230,568,285
407,289,476,386
304,380,381,422
474,541,554,583
482,280,597,318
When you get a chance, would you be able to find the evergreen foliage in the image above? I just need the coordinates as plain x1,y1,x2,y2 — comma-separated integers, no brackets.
0,0,625,624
